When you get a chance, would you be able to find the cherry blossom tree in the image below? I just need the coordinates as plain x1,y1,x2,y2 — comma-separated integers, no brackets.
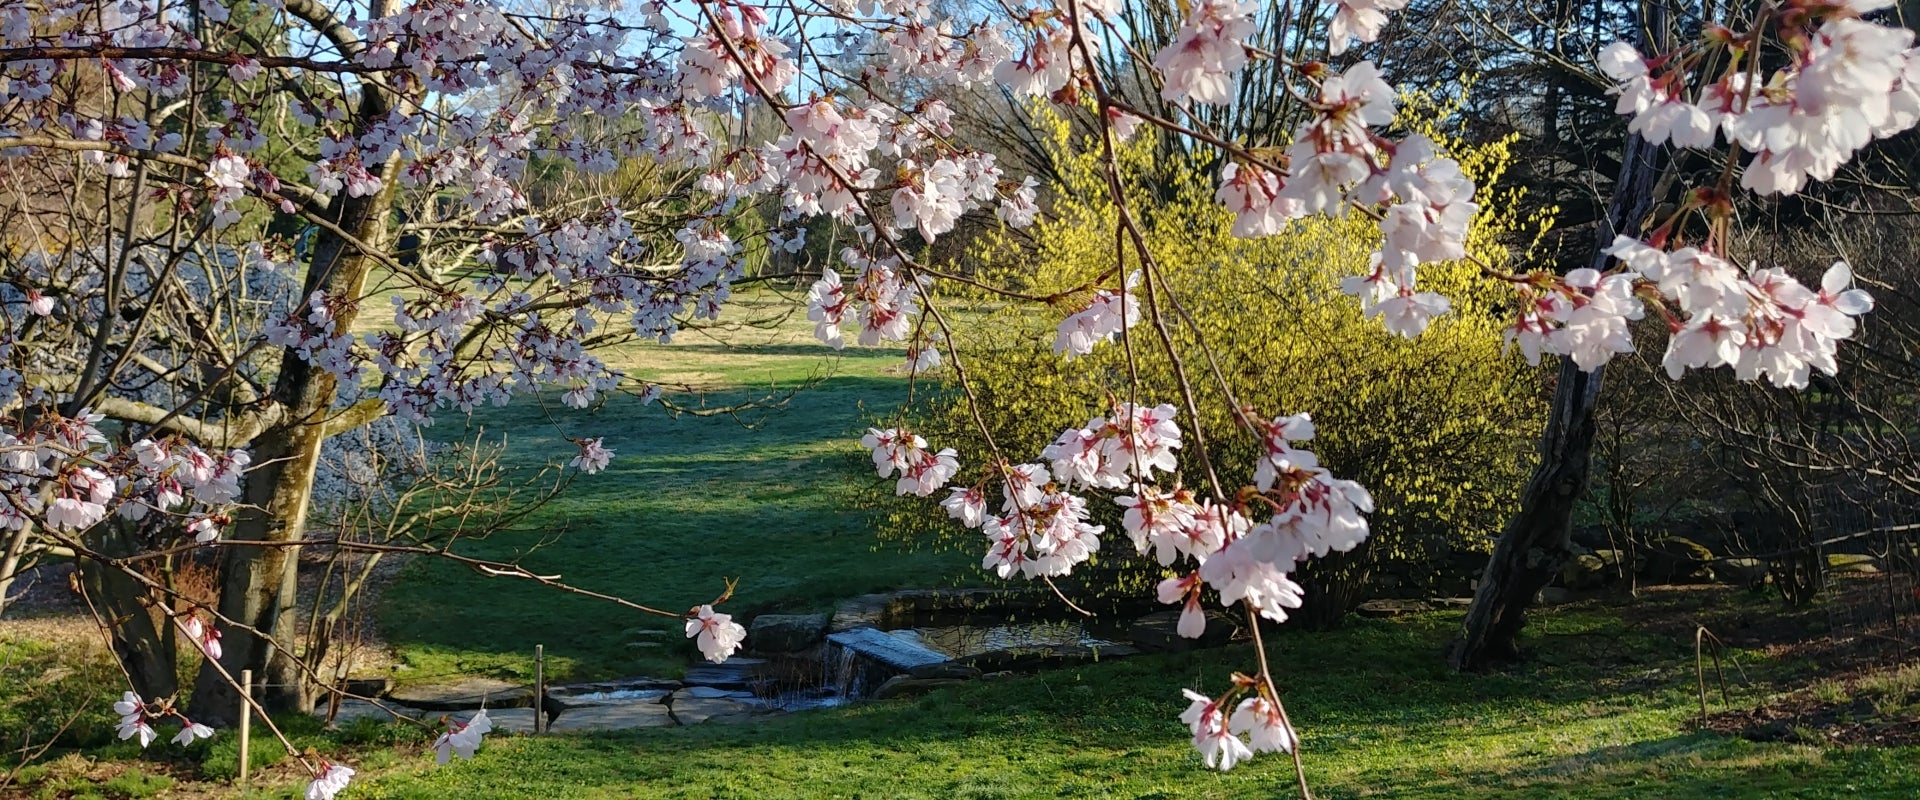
2,0,1915,793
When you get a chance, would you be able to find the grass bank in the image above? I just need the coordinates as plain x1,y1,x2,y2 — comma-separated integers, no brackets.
377,294,975,684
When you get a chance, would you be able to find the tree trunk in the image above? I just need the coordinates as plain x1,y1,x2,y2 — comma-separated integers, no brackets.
1448,10,1668,671
187,157,396,725
0,526,31,617
80,524,179,701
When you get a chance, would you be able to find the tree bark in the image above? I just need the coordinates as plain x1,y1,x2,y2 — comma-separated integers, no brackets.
1448,10,1669,671
80,524,179,701
187,150,396,726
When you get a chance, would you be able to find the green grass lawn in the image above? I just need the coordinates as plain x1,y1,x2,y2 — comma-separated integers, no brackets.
346,599,1920,799
376,295,975,683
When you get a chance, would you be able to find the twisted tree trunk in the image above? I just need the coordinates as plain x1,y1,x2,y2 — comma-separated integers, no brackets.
1448,11,1668,671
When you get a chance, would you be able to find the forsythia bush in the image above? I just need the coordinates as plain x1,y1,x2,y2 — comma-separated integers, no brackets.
887,98,1551,621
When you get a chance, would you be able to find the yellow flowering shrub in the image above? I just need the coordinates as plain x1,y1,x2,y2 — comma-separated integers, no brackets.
886,98,1551,623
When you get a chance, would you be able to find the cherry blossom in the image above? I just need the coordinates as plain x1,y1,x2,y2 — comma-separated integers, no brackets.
571,438,614,475
1180,690,1253,770
860,428,960,497
685,604,747,663
1153,0,1258,105
306,763,355,800
1229,696,1294,754
433,709,493,765
171,720,215,746
1327,0,1408,56
1054,273,1141,359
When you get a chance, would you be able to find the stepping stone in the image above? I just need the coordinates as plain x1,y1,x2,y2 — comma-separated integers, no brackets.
872,675,967,700
546,678,681,710
548,702,676,732
1129,610,1234,652
447,707,539,735
682,658,766,690
388,677,533,710
1356,599,1431,618
669,691,769,725
313,698,425,726
682,685,755,700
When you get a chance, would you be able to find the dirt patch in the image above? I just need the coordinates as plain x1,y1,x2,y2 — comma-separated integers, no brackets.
1706,691,1920,747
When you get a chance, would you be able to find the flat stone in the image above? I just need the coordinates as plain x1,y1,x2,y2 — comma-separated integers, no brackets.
683,685,755,700
669,691,769,725
749,613,829,653
827,627,949,671
1129,610,1233,652
682,658,766,690
313,698,425,726
907,661,981,680
1430,597,1473,607
546,678,681,711
1828,553,1880,574
1712,557,1769,586
388,677,533,710
831,594,892,632
449,707,538,735
872,675,967,700
961,643,1141,672
1355,599,1431,618
548,702,676,732
1537,587,1577,605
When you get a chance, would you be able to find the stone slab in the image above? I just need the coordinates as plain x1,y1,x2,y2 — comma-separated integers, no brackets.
669,692,768,725
749,613,830,653
548,702,676,732
682,685,755,700
388,677,533,710
827,627,949,671
546,678,681,710
313,698,425,726
448,707,539,735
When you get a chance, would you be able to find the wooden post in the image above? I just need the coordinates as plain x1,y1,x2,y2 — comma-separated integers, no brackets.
237,669,252,787
533,644,546,735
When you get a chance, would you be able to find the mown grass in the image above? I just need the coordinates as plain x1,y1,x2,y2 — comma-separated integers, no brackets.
346,601,1920,799
376,294,975,683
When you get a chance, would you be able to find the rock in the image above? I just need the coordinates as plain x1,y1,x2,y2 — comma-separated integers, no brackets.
1711,557,1769,587
342,677,393,698
668,689,768,724
388,677,533,711
826,628,949,671
960,643,1141,672
831,594,892,632
548,702,675,732
451,707,539,735
1642,537,1716,585
1355,599,1431,618
749,613,829,653
906,661,981,680
1536,587,1577,605
1129,610,1233,652
682,685,756,700
545,678,681,711
1559,554,1608,590
1827,553,1881,574
313,698,424,726
1429,597,1473,608
682,658,766,690
872,675,967,700
1560,550,1631,590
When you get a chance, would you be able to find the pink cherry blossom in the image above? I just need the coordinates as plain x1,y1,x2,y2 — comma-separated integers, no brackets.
685,605,747,663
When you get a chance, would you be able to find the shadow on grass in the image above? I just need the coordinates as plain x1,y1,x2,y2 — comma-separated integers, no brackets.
377,375,972,683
